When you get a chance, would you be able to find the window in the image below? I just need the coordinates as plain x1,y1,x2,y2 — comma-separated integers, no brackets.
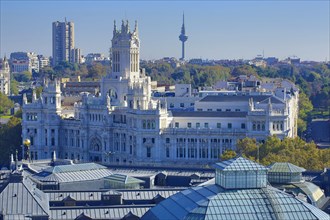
197,108,202,111
180,103,184,108
196,123,200,128
166,138,170,144
147,147,151,158
241,123,246,129
51,138,55,146
187,122,192,128
204,123,209,128
217,109,222,112
166,147,170,158
170,103,174,108
235,109,240,112
190,103,194,106
226,109,231,112
175,122,179,128
207,109,212,111
228,123,232,129
217,123,221,129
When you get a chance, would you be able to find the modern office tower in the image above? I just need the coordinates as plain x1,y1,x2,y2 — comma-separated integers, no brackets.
179,13,188,61
52,20,75,66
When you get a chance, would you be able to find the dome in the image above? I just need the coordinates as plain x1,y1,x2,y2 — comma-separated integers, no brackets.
142,157,330,220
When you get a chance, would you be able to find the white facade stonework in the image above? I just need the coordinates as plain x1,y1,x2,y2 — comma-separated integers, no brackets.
22,21,299,165
0,57,10,95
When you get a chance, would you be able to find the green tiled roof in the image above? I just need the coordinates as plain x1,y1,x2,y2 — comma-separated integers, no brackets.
268,162,306,173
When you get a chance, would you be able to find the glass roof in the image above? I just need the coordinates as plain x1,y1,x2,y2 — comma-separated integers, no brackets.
213,157,268,172
105,174,144,184
268,163,306,173
43,163,107,173
142,184,330,220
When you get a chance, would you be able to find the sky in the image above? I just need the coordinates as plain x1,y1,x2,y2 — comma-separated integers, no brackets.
0,1,329,61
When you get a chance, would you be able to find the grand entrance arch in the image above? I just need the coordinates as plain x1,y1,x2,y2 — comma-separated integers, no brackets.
89,136,103,162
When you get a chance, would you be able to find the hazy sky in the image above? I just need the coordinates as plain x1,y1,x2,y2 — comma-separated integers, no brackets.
1,1,329,61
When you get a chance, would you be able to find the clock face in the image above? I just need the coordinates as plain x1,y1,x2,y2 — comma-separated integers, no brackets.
131,39,139,47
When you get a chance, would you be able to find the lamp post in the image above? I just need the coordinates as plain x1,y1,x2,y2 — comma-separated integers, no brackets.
23,139,31,162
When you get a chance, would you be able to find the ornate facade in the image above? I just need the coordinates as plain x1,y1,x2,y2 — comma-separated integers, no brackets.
22,20,299,166
0,56,10,95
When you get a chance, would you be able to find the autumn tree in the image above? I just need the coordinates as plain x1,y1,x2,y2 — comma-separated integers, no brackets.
220,150,237,161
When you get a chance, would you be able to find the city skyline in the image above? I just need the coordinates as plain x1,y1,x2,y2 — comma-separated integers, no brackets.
1,1,329,61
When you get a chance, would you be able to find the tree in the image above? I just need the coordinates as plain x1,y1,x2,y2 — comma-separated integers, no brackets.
13,71,32,82
298,92,313,135
87,63,106,78
0,92,14,115
0,116,22,167
233,136,330,170
35,86,43,98
220,150,237,161
231,65,258,77
236,138,258,160
10,79,19,95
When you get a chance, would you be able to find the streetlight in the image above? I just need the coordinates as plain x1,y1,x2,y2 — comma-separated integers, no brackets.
23,139,31,162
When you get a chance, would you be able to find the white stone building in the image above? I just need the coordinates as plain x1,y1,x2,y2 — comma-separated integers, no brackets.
22,20,299,166
0,56,10,95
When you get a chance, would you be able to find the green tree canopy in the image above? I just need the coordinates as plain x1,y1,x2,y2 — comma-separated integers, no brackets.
10,79,19,95
220,150,237,161
236,136,330,170
0,92,14,115
13,71,32,82
0,116,22,167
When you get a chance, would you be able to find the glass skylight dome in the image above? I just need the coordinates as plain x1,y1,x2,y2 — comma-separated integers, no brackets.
142,157,330,220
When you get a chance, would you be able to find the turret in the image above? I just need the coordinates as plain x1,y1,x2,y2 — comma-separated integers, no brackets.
134,20,138,35
42,78,61,114
32,90,37,103
23,93,28,105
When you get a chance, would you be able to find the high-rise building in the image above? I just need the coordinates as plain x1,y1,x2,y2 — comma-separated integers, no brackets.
70,48,81,64
52,20,75,66
179,13,188,61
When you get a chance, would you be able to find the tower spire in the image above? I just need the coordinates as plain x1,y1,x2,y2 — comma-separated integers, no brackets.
134,20,138,35
113,20,117,35
179,12,188,61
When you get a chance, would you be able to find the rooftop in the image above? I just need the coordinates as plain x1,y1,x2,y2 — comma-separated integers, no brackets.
268,162,306,173
213,157,268,171
200,95,284,104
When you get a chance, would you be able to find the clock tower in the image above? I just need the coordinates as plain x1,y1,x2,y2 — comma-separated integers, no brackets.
101,20,147,107
111,20,140,80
